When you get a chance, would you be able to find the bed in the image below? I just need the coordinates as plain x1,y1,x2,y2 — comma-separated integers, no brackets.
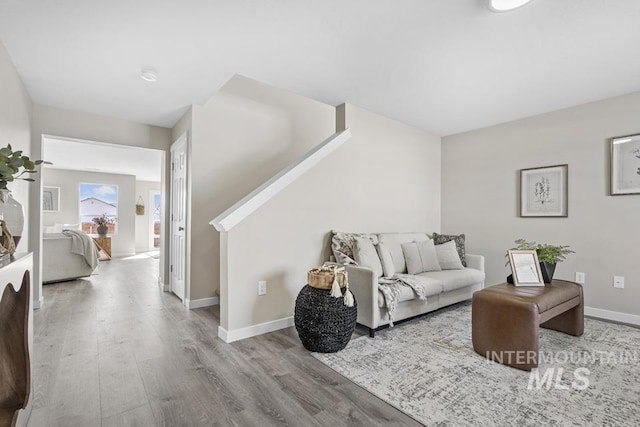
42,232,99,283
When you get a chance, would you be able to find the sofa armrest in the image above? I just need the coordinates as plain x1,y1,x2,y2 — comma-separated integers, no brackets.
344,264,379,329
466,254,485,272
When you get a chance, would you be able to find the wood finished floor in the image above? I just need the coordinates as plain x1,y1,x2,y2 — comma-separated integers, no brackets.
29,255,421,427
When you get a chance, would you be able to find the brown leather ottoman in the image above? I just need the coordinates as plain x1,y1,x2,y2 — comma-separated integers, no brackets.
472,279,584,371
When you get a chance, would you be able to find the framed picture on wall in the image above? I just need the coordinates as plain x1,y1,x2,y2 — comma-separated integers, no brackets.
520,164,568,217
611,133,640,195
42,186,60,212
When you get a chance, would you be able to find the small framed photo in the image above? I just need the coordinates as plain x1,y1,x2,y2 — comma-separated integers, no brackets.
611,133,640,195
42,186,60,212
508,250,544,287
520,164,568,217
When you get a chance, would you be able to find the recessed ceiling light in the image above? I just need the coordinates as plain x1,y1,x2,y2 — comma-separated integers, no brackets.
140,68,158,82
488,0,534,12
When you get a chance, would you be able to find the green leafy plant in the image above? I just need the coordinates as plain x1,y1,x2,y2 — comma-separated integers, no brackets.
92,213,116,227
505,238,575,266
0,144,50,190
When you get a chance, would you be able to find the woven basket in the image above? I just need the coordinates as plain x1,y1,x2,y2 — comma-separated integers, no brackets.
294,285,357,353
308,269,346,289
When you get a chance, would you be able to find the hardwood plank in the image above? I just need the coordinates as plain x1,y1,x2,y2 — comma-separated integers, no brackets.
102,403,156,427
30,255,423,427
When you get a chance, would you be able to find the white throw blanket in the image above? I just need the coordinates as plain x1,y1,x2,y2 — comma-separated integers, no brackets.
62,230,99,269
378,274,429,326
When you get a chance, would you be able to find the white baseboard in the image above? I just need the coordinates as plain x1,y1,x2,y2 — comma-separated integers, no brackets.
185,296,219,309
218,316,294,343
33,296,43,310
585,306,640,326
157,277,169,292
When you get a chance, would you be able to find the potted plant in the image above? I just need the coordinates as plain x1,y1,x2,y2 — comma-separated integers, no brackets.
506,239,575,283
92,213,116,237
0,144,50,247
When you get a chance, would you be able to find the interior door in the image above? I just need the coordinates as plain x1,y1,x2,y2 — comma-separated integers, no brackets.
169,134,187,301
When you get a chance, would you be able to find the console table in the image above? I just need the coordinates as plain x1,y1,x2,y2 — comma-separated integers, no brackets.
0,253,33,427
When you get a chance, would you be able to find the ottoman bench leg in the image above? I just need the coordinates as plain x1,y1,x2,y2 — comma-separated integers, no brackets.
540,300,584,337
472,294,540,371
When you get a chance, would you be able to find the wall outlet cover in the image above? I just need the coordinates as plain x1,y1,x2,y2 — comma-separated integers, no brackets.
613,276,624,289
258,280,267,295
575,272,585,284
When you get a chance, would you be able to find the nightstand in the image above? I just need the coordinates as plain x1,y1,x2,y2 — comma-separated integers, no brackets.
93,237,112,260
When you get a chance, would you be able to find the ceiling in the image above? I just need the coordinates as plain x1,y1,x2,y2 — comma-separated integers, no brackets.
1,0,640,136
43,137,163,182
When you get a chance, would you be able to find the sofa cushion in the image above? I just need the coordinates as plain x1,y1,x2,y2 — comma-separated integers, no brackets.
433,232,467,267
401,240,441,274
376,243,396,277
419,268,485,292
353,237,383,278
377,232,430,274
332,231,379,265
377,275,443,308
435,241,464,270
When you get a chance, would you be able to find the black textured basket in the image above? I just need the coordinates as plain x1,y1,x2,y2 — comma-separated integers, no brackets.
294,284,357,353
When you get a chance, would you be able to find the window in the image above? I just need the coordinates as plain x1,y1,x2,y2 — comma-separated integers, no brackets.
79,183,118,234
153,192,161,249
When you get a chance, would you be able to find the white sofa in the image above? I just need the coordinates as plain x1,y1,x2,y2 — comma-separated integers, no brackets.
42,233,97,283
334,232,485,337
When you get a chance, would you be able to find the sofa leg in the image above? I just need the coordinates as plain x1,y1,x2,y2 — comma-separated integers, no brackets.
369,328,375,338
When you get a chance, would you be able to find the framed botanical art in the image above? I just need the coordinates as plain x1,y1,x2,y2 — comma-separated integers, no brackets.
611,133,640,195
507,250,544,287
520,164,568,217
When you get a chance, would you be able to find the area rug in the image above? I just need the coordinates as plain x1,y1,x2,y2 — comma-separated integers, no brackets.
312,302,640,426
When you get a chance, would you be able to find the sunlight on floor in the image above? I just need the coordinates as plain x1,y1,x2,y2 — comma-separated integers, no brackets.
123,251,160,260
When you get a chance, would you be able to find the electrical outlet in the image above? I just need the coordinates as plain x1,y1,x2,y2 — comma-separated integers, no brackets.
613,276,624,289
258,280,267,295
575,272,585,284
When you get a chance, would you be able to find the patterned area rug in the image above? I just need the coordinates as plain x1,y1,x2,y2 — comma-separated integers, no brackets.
312,302,640,426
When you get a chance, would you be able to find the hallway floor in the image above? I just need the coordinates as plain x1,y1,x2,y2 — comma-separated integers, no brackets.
29,256,419,426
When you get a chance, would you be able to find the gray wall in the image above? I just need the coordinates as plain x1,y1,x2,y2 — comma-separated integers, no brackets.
0,42,33,250
224,103,441,332
442,91,640,317
135,180,161,252
42,168,136,256
175,75,336,303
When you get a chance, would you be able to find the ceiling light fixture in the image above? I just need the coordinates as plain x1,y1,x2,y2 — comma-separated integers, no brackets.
488,0,534,12
140,68,158,82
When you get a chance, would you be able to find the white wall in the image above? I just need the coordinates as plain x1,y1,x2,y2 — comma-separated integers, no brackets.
442,91,640,317
134,180,161,252
42,168,136,256
223,103,441,334
0,42,33,250
30,105,171,303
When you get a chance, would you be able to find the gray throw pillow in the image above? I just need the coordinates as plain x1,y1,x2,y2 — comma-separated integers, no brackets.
433,232,466,267
376,242,396,278
353,236,384,278
401,240,441,275
435,240,464,270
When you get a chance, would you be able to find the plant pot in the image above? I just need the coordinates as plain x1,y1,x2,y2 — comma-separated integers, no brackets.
540,262,556,284
97,225,108,237
0,189,24,248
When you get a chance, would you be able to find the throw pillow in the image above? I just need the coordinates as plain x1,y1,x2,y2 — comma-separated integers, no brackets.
435,240,464,270
331,231,379,265
401,240,441,275
376,242,396,278
353,236,384,278
433,232,467,267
